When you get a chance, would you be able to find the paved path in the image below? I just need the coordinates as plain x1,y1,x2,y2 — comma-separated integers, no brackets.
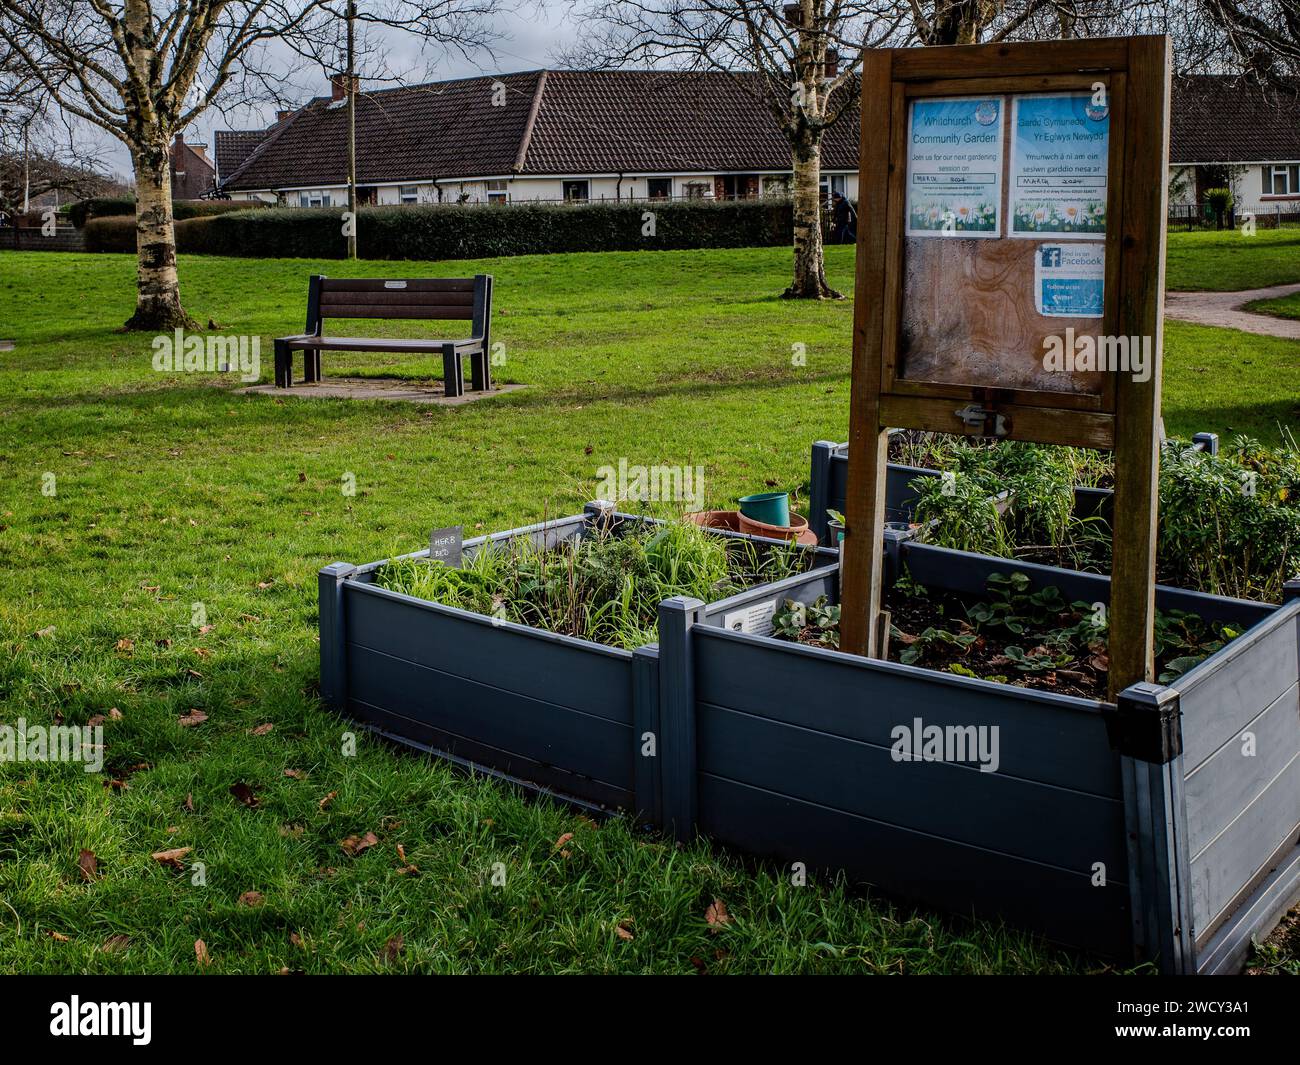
1166,282,1300,340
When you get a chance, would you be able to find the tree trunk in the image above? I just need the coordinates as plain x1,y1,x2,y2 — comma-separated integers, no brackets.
784,138,841,300
124,138,194,331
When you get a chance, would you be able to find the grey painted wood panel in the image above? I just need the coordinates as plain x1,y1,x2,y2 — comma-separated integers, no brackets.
1189,750,1300,938
1177,606,1300,771
347,644,634,789
694,627,1121,797
697,702,1128,873
697,773,1133,955
346,583,634,723
701,567,839,627
347,697,631,810
1184,682,1300,861
1195,843,1300,974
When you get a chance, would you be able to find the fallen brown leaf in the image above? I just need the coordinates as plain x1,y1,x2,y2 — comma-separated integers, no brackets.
382,934,404,962
339,831,379,857
151,846,192,869
229,782,259,808
615,920,634,941
101,934,131,953
33,625,55,638
178,708,208,727
183,793,194,812
47,930,70,942
194,647,211,659
249,723,274,736
283,768,306,779
705,899,731,929
115,637,134,654
289,931,304,949
195,939,211,966
318,790,337,810
238,891,264,908
78,848,98,881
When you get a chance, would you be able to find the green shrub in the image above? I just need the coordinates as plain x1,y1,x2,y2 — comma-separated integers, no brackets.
82,215,136,253
186,199,796,261
174,215,218,252
70,197,266,228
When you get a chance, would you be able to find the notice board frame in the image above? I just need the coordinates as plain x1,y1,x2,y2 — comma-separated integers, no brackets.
840,35,1172,699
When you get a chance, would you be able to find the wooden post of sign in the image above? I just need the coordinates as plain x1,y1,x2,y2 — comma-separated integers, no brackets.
839,49,894,659
1107,35,1171,699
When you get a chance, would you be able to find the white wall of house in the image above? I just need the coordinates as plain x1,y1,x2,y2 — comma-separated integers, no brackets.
228,170,860,206
1168,162,1300,214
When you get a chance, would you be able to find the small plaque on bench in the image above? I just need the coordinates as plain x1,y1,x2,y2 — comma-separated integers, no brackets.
384,280,407,289
428,525,463,567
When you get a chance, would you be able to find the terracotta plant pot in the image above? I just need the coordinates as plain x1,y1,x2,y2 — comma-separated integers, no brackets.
737,511,817,546
686,510,742,532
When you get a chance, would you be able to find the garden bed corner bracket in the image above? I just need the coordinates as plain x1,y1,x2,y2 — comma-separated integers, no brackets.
1107,681,1182,764
318,561,357,710
658,596,704,844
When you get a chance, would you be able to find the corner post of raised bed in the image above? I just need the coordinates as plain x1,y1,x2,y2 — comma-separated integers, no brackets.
1112,680,1195,974
809,441,837,544
1191,431,1219,457
318,562,357,709
658,595,704,843
1284,578,1300,604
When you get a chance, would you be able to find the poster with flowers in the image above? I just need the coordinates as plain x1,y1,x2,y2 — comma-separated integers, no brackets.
1010,93,1110,239
905,96,1004,239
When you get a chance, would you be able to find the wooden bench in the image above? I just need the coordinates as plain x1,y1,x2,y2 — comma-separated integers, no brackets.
274,274,493,397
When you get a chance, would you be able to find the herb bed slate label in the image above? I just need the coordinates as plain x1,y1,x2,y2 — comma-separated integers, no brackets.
428,525,463,568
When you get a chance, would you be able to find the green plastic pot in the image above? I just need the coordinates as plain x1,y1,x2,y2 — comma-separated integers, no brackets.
738,491,790,527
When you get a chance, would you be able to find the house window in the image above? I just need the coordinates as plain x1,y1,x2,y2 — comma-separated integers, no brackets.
647,178,672,200
762,175,792,198
1267,164,1300,196
683,181,709,199
486,179,508,204
399,185,419,204
299,192,310,208
562,180,589,203
301,190,329,207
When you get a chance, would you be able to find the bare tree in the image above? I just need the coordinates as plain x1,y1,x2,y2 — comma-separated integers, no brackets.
1195,0,1300,84
0,2,498,330
569,0,907,299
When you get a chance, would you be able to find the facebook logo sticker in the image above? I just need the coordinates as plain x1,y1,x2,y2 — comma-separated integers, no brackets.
1041,246,1062,268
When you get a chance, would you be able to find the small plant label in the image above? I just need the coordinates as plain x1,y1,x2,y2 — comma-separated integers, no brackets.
724,599,778,637
429,525,463,567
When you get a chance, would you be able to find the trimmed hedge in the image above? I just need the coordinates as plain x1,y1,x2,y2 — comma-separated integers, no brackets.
80,199,804,260
183,199,796,259
70,197,267,228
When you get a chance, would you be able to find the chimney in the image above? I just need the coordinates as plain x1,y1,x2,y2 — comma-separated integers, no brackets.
190,143,208,162
329,73,357,101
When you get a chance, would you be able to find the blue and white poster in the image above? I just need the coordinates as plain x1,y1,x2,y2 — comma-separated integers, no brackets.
1035,243,1105,318
1010,93,1110,239
905,96,1004,238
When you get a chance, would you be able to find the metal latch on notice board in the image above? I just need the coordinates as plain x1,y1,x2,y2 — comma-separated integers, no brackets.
953,404,1010,437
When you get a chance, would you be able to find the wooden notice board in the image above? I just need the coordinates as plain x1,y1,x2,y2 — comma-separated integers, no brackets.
840,36,1172,699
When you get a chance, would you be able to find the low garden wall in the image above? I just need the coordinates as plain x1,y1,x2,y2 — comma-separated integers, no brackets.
320,504,1300,973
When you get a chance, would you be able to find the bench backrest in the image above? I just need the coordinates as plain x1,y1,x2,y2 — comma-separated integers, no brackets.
307,275,492,344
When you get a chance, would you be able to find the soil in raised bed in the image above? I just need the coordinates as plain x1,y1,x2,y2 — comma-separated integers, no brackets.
772,571,1242,701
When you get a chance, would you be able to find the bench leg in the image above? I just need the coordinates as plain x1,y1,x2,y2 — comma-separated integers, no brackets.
274,340,292,388
470,345,490,392
306,350,321,383
442,343,464,398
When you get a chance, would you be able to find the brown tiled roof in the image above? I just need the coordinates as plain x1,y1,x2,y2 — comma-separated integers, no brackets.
223,71,544,190
521,70,859,174
214,130,269,180
1171,75,1300,164
220,69,859,191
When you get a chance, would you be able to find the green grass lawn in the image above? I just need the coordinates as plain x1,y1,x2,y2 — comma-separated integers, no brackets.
0,241,1295,975
1245,292,1300,320
1165,225,1300,291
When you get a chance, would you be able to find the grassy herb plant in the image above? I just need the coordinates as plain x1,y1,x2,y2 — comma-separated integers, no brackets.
374,519,806,650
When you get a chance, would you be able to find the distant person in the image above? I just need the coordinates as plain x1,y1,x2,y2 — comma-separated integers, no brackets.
831,192,856,244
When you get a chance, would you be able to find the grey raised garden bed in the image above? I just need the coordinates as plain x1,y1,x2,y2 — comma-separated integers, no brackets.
321,497,1299,974
319,504,837,818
